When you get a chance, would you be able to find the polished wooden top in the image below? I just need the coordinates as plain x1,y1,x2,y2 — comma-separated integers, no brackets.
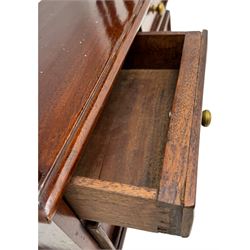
39,0,150,222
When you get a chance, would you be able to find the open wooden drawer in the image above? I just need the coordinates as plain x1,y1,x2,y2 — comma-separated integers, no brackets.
65,30,207,237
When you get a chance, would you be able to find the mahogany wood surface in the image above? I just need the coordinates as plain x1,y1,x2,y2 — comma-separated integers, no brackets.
39,0,207,242
184,30,208,207
66,177,183,235
39,0,151,222
66,31,208,237
123,32,184,69
158,31,207,206
74,69,178,188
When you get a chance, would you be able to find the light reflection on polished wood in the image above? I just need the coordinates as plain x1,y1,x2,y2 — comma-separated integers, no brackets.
39,0,151,222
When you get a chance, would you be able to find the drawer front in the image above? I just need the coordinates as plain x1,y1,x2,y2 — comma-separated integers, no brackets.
65,30,208,237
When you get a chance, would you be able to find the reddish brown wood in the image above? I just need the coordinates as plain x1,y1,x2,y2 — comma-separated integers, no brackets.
66,177,161,232
66,31,208,237
65,177,184,235
39,0,207,241
74,69,178,188
39,0,151,222
158,32,204,206
184,30,208,207
123,32,185,69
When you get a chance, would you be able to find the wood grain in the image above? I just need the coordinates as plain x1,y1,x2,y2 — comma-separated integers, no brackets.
65,177,184,235
74,69,178,188
66,31,207,237
39,0,151,222
184,30,208,207
123,32,185,69
158,32,202,206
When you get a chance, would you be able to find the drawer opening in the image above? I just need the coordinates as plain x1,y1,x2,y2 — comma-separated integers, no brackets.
65,31,207,237
72,33,185,189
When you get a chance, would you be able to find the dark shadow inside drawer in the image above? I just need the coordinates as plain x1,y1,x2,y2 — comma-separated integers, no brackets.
73,33,185,189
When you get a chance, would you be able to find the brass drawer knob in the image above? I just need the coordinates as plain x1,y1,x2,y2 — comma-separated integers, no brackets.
202,110,211,127
149,2,165,15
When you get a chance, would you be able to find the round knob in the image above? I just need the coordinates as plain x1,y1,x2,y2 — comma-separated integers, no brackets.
150,2,165,15
156,2,165,15
202,110,211,127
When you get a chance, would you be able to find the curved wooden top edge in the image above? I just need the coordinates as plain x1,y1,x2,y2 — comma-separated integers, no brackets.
39,0,151,223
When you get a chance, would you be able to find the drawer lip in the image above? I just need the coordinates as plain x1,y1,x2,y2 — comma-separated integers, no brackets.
183,30,208,207
158,30,208,208
66,30,208,237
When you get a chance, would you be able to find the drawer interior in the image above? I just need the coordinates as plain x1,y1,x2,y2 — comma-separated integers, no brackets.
65,31,207,237
75,69,178,188
74,33,184,189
